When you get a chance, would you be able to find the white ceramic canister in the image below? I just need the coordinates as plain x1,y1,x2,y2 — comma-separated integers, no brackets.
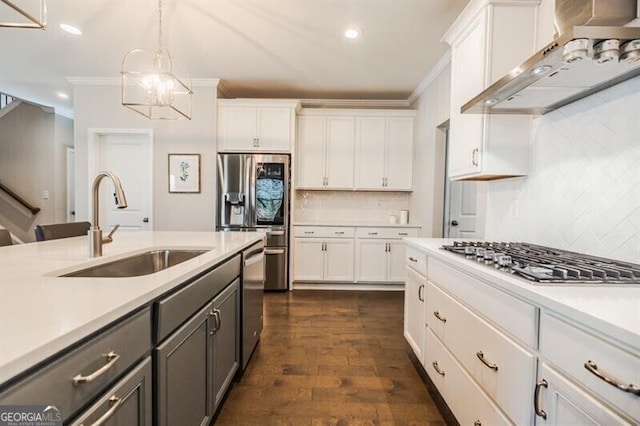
399,210,409,225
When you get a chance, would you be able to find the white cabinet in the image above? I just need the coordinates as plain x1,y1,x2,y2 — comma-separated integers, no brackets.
297,114,355,189
293,227,355,282
355,116,414,190
444,1,538,180
354,227,419,282
404,246,427,362
217,99,299,152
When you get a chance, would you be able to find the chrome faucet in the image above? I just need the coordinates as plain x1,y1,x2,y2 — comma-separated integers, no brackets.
89,171,128,257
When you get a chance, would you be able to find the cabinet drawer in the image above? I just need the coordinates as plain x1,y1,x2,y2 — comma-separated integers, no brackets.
405,246,427,276
355,227,418,239
427,281,536,425
69,357,152,426
429,257,537,347
424,328,513,426
540,312,640,422
0,308,151,422
156,255,241,342
293,226,355,238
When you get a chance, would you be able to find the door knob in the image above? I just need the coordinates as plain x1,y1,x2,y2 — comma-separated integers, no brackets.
142,217,149,223
451,220,459,226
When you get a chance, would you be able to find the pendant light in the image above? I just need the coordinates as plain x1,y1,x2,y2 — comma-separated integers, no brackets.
121,0,192,120
0,0,46,29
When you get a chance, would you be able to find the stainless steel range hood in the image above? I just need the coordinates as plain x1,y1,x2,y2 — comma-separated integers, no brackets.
463,0,640,115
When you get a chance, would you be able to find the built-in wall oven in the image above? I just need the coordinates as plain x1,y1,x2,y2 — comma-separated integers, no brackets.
217,153,290,290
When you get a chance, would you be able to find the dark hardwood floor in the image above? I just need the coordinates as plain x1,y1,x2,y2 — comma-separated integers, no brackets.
214,290,445,425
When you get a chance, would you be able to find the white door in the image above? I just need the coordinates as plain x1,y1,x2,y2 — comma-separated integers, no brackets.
355,117,385,189
355,239,387,282
256,107,291,151
324,239,355,281
325,117,355,189
66,147,75,222
297,116,326,188
293,239,324,281
387,240,407,282
446,180,477,238
96,132,152,232
385,117,414,190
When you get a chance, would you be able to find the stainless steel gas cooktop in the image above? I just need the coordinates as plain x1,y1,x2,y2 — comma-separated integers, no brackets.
441,241,640,285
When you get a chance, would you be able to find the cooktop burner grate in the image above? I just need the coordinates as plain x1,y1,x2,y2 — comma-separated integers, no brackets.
441,241,640,285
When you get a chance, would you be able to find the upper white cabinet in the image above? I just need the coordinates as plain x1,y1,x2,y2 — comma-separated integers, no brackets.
297,114,355,189
296,109,415,191
355,115,414,191
217,99,300,152
444,0,539,181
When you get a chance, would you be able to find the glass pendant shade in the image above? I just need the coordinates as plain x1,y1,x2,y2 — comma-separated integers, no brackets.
122,48,193,120
0,0,46,29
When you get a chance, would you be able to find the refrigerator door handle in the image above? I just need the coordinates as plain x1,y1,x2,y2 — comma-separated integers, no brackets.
245,155,253,227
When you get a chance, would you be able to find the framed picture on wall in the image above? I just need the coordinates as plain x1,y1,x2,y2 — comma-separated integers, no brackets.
168,153,201,193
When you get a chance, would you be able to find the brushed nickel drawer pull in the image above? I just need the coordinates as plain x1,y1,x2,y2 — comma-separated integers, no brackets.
476,351,498,371
418,284,424,302
80,395,122,426
334,231,345,235
368,232,378,235
433,311,447,323
398,232,408,236
213,309,221,332
73,352,120,385
534,379,548,419
584,360,640,395
432,361,445,376
408,257,418,262
304,231,315,234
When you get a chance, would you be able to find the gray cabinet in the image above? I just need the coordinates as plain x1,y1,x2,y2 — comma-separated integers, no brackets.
155,278,240,426
70,357,152,426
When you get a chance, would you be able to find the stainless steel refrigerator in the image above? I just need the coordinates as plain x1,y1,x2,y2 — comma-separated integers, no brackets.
216,153,290,290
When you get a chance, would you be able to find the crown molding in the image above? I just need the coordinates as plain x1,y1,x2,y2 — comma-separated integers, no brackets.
299,98,410,109
407,49,452,105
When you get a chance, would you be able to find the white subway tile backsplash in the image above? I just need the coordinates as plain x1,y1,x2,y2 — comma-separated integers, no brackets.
485,76,640,263
294,191,410,223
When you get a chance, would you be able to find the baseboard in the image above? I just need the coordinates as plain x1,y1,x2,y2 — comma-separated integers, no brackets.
292,282,404,291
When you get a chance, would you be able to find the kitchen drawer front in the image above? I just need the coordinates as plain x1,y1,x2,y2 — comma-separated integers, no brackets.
0,308,151,422
429,257,537,347
405,246,427,276
156,254,241,342
425,280,453,342
69,357,152,426
540,312,640,422
355,227,418,239
293,226,355,238
424,328,513,426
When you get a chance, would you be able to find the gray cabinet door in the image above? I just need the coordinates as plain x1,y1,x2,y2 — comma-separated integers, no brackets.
69,357,152,426
155,303,214,426
213,279,240,409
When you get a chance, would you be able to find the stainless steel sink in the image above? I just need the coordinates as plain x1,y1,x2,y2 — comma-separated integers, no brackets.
61,249,209,278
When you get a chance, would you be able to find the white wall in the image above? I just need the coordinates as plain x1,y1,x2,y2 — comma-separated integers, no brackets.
0,102,73,241
484,76,640,263
72,82,218,231
408,61,451,237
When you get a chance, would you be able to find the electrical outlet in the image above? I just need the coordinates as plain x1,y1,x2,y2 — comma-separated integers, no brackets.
42,190,50,200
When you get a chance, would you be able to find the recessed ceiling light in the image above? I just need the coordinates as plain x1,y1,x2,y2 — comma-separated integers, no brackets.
344,28,361,39
57,92,69,99
532,65,552,75
60,24,82,35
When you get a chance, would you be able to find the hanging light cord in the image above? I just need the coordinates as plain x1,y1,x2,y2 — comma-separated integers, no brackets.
157,0,163,50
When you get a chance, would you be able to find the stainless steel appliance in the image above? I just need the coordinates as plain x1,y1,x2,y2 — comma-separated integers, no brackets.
463,0,640,115
442,241,640,285
242,240,265,370
217,153,290,290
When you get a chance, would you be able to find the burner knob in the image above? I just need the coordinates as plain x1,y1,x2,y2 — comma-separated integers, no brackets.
464,246,475,256
475,248,486,261
484,250,495,263
497,255,512,267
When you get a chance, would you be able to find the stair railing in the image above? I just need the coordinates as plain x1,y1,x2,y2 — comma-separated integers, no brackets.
0,182,40,215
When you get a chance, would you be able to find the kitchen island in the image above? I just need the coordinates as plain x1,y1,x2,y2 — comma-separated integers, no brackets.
0,231,263,386
404,238,640,425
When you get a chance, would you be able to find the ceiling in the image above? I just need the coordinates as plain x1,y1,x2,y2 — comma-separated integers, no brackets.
0,0,469,117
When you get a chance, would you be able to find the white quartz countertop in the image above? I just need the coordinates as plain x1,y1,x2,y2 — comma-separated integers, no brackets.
406,238,640,352
0,231,264,384
293,221,421,228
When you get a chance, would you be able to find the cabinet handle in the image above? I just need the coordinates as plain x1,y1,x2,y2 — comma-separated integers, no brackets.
368,232,378,236
584,360,640,395
334,231,345,235
476,351,498,371
80,395,123,426
304,231,315,234
408,256,418,262
213,308,221,332
433,311,447,323
472,148,479,166
72,352,120,385
398,232,408,236
432,361,445,376
418,284,424,302
534,379,548,419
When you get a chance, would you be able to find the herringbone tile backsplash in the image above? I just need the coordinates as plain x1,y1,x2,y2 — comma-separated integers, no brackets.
485,76,640,263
